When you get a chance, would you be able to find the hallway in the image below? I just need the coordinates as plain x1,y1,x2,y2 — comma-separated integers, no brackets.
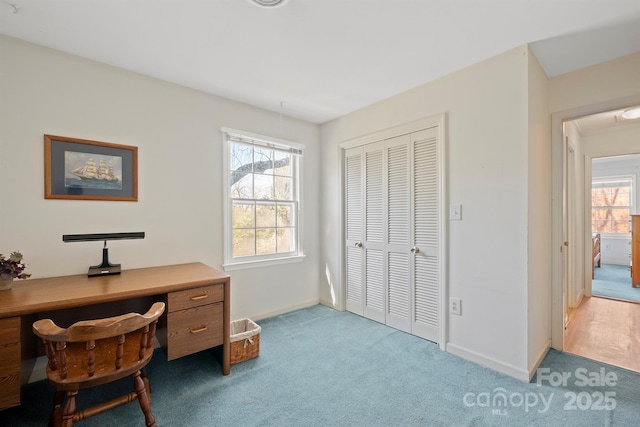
565,296,640,373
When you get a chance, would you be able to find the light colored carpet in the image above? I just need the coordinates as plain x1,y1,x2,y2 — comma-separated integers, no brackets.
593,263,640,303
2,305,640,426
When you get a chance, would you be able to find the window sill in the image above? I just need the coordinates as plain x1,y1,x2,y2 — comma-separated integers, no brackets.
223,254,306,271
597,233,631,240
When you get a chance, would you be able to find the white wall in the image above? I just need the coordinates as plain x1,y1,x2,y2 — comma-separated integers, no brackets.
0,35,321,321
321,46,535,379
549,53,640,115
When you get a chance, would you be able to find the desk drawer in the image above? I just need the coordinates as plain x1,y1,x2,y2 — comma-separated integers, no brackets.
167,302,223,360
0,317,20,343
168,284,224,312
0,317,20,410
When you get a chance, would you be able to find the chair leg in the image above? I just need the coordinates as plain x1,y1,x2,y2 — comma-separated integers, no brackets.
133,370,157,427
141,367,151,404
62,390,78,427
50,390,65,427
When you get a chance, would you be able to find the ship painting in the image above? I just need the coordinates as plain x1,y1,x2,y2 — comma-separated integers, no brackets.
71,158,119,182
65,151,123,190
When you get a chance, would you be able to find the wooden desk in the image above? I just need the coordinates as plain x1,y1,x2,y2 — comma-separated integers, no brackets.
0,262,230,410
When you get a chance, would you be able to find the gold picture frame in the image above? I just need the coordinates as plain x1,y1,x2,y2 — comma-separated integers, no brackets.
44,135,138,201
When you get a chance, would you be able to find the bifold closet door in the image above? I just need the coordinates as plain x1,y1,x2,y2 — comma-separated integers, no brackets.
385,135,412,332
345,146,364,315
344,141,388,324
362,141,386,323
344,126,441,343
411,128,440,342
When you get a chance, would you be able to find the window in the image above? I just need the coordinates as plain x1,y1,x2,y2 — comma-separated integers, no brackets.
222,128,304,269
592,176,635,235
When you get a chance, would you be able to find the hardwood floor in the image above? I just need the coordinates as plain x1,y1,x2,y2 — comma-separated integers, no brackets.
564,296,640,373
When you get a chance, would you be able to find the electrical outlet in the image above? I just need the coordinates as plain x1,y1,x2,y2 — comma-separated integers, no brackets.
450,298,462,315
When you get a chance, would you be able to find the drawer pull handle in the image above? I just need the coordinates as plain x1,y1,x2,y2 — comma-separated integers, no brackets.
190,326,208,334
190,294,209,301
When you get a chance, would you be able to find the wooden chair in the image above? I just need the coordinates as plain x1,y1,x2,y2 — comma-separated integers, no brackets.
32,302,165,427
592,232,601,279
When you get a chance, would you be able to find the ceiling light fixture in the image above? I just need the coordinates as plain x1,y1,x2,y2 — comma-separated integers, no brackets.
621,107,640,120
252,0,286,7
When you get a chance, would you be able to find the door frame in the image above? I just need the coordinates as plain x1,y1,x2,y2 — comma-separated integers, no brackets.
339,113,447,350
563,136,575,327
551,95,640,350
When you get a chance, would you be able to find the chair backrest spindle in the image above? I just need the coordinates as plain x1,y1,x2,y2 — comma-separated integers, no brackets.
116,334,125,369
44,339,57,371
148,321,157,349
139,324,150,360
86,340,96,377
56,341,68,380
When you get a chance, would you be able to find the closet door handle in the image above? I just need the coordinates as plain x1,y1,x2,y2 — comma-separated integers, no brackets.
355,242,363,248
410,246,420,254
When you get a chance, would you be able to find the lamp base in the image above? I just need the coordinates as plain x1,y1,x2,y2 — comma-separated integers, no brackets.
88,247,121,277
88,264,121,277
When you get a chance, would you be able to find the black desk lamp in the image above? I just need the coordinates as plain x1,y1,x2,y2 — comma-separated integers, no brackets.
62,232,145,277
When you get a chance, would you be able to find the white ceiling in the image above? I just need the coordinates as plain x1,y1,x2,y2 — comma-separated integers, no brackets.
1,0,640,124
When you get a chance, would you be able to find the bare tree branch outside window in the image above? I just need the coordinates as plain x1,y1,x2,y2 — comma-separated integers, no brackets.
229,142,297,258
592,179,632,234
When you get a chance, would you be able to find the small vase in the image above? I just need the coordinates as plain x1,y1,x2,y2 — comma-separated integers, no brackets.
0,278,13,291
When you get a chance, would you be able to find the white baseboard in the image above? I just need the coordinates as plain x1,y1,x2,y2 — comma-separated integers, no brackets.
248,299,320,322
571,291,584,308
446,342,531,382
319,298,343,311
528,340,552,381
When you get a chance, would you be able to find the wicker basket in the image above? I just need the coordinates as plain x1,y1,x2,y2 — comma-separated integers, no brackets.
230,318,261,365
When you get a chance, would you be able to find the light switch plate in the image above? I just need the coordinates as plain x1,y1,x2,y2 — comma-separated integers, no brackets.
450,204,462,220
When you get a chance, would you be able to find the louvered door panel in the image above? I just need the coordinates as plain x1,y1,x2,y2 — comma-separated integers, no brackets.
364,248,385,322
387,142,409,245
346,154,363,242
345,147,364,315
386,135,411,332
411,128,440,342
415,256,439,330
365,149,384,243
387,252,410,331
346,246,363,312
363,142,386,323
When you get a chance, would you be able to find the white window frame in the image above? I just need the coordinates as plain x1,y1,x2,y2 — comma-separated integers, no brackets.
222,127,305,271
591,174,636,238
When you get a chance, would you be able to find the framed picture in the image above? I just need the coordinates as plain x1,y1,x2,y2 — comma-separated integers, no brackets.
44,135,138,201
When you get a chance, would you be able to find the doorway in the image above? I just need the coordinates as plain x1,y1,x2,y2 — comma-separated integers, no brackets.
560,108,640,373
